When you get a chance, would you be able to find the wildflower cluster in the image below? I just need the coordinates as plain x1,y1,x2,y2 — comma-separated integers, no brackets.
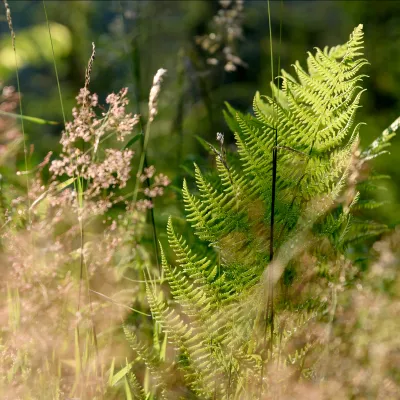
49,87,139,215
133,166,170,211
196,0,246,72
0,82,170,397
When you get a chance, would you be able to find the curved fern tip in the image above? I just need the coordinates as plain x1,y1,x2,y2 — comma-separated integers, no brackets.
159,242,167,259
193,163,201,175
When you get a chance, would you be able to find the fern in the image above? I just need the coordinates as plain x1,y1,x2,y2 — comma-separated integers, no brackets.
125,25,396,398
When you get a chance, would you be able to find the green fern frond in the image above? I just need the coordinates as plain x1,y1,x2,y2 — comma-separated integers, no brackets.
125,25,397,398
169,25,370,397
127,371,146,400
123,325,169,397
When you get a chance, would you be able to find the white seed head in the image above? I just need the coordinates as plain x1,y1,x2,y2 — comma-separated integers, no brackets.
148,68,167,122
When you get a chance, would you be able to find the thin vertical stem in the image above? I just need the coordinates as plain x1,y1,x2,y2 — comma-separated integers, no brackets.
3,0,31,224
276,4,284,385
261,0,282,396
43,0,66,126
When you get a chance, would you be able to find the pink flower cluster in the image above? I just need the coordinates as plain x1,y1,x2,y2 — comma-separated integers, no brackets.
49,87,140,215
86,148,133,192
139,168,170,198
58,87,139,152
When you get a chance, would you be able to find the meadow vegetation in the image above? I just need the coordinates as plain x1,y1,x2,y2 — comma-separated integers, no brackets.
0,1,399,399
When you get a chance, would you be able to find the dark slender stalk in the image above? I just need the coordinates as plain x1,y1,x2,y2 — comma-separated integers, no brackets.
268,0,284,352
260,1,283,397
267,0,277,318
269,142,278,264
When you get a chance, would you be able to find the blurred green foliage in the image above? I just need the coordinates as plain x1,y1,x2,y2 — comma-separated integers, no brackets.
0,22,72,79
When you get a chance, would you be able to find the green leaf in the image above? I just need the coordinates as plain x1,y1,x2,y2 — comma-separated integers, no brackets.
0,110,60,125
108,357,116,386
124,133,143,149
124,376,133,400
110,363,133,387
